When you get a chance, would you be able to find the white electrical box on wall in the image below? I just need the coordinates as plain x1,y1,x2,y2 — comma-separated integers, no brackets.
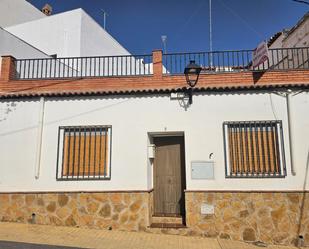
191,161,214,179
148,144,155,159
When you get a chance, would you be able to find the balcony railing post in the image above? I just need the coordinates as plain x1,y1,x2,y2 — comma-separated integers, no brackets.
0,55,16,81
152,50,163,78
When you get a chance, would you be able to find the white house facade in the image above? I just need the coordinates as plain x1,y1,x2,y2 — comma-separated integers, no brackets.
0,5,308,247
0,92,308,192
0,47,308,246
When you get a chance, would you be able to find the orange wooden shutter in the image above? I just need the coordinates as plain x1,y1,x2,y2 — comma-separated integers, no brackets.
228,126,279,175
62,130,108,177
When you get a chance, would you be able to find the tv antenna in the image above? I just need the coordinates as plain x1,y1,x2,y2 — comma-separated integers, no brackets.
100,9,108,30
161,35,167,54
209,0,213,67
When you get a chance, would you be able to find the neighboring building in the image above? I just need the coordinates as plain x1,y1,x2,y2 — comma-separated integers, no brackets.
0,27,49,59
268,12,309,49
0,0,46,27
260,12,309,72
0,0,50,64
5,8,130,58
0,47,308,246
0,2,149,84
0,1,130,60
0,27,50,76
0,1,136,85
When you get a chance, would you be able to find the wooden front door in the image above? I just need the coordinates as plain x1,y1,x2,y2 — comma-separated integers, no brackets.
153,136,186,216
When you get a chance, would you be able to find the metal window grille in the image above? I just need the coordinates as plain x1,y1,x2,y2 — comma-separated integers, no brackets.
223,121,286,178
56,125,112,181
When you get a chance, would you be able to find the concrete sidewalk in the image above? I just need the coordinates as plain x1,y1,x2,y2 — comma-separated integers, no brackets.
0,222,299,249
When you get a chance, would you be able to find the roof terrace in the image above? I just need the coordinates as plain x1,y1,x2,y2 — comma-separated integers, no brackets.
10,47,309,80
0,48,309,98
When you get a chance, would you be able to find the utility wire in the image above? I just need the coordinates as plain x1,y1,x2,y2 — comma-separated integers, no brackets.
0,98,132,137
292,0,309,6
217,0,264,40
176,0,206,36
269,94,279,120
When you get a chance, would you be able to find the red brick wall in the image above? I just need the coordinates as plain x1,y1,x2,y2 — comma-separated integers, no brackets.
0,56,16,82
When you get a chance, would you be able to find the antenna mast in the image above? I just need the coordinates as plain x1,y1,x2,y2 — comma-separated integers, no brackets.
209,0,213,67
101,9,108,30
161,35,167,54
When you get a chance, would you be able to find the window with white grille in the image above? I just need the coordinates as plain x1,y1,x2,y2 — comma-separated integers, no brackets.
56,126,111,180
223,121,286,178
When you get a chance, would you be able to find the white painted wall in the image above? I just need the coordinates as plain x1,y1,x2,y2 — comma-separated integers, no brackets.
0,28,49,59
5,8,130,58
0,0,45,28
80,11,130,57
0,91,308,192
5,9,82,57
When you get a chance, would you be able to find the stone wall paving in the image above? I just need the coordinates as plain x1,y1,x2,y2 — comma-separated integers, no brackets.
0,191,308,247
0,192,149,231
185,192,309,246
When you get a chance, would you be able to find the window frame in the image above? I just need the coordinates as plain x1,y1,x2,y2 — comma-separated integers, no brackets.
56,125,112,181
223,120,286,178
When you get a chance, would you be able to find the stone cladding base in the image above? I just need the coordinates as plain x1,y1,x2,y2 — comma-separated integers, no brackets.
0,192,150,231
185,192,309,246
0,191,308,246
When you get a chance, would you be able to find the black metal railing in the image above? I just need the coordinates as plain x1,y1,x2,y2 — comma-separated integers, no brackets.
163,47,309,74
14,54,153,80
12,47,309,80
223,120,286,178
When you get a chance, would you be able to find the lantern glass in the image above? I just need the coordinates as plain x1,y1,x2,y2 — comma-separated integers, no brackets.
184,60,202,87
185,73,200,87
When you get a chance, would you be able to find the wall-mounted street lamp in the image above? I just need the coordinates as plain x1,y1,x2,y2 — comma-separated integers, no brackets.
184,60,202,104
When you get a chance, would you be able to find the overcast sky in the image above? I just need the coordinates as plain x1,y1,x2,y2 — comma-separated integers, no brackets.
29,0,308,54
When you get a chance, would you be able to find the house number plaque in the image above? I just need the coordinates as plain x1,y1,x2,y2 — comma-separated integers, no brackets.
200,203,215,215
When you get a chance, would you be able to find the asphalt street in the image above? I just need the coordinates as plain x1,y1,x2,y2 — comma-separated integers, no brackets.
0,241,85,249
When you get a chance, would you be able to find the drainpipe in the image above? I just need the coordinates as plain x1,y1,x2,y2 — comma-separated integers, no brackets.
35,97,45,179
286,89,296,176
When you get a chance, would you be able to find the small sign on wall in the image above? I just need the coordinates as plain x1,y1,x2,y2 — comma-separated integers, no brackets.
201,203,215,215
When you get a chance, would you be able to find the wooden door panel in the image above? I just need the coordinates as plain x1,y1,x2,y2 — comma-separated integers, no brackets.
153,136,185,216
